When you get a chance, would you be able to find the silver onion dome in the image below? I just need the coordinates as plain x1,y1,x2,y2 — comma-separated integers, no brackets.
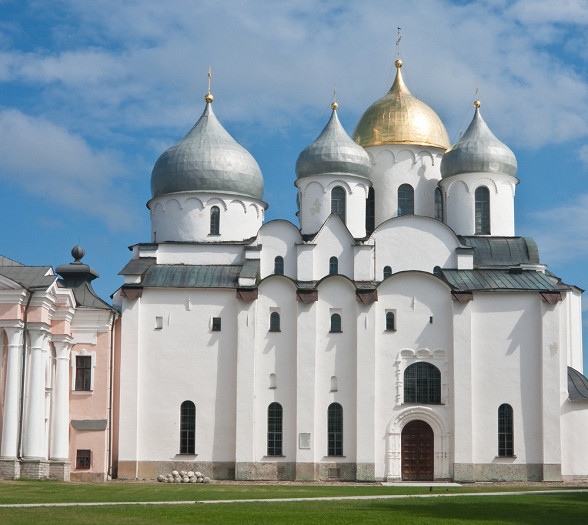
151,99,264,200
296,103,371,180
441,102,517,179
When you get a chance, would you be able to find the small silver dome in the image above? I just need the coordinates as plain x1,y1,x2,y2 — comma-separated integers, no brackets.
151,101,264,200
296,105,371,180
441,104,517,179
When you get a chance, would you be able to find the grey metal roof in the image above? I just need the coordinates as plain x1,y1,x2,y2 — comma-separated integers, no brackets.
141,265,242,288
437,268,557,292
0,255,24,267
568,367,588,401
459,237,540,267
296,107,371,180
151,101,264,200
240,259,260,280
441,106,518,179
0,265,57,290
119,257,157,276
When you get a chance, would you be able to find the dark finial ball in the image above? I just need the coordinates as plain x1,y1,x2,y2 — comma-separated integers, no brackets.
71,245,85,262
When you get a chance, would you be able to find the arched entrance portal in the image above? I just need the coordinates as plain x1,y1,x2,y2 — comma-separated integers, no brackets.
401,420,434,481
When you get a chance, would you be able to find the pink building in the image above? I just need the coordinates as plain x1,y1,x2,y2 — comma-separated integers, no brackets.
0,248,117,481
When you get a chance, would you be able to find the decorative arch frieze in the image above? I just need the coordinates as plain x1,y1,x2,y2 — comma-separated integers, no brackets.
373,149,396,167
204,197,228,211
162,197,182,211
395,148,417,165
248,202,262,219
228,199,247,213
300,179,325,197
183,196,204,210
325,179,352,195
416,150,435,166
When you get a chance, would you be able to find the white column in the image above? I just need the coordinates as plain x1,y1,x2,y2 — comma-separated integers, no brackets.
50,340,72,460
234,299,257,479
23,329,48,459
0,328,23,458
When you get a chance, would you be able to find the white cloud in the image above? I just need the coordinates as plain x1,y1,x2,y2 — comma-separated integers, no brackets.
0,108,138,229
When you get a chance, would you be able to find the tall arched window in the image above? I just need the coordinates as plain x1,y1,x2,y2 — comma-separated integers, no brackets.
267,402,283,456
269,312,281,332
498,404,513,457
386,311,395,331
404,362,441,404
274,256,284,275
383,266,392,279
366,187,375,235
475,186,490,234
210,206,220,235
398,184,414,216
434,188,443,221
180,401,196,454
331,186,346,223
328,403,343,456
329,256,338,276
330,313,342,333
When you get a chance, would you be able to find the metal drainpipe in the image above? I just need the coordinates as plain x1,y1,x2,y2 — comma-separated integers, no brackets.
106,309,116,480
17,291,33,460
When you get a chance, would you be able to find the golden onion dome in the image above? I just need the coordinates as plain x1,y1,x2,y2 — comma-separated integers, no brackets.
352,60,450,149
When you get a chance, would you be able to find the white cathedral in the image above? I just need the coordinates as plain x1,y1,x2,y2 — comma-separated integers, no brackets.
113,59,588,482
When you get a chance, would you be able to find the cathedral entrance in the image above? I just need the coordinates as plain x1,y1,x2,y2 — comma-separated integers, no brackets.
401,420,434,481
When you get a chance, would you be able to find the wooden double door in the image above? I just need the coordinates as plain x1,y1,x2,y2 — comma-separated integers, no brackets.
401,420,434,481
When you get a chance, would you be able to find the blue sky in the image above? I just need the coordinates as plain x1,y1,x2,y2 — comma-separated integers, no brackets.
1,0,588,368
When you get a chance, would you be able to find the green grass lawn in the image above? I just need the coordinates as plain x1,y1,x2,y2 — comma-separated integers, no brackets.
0,481,587,524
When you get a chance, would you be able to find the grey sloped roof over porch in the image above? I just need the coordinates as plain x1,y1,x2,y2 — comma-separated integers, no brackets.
436,268,560,292
568,367,588,401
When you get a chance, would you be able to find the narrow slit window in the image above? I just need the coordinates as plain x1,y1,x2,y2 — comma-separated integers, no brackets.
267,402,283,456
498,403,514,457
386,311,395,331
330,313,342,333
180,401,196,454
212,317,221,331
329,256,338,276
328,403,343,456
274,256,284,275
435,187,443,221
475,186,490,234
383,266,392,279
269,312,281,332
210,206,220,235
331,186,346,223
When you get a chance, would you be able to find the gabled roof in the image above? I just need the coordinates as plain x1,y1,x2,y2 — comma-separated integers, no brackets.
0,265,57,290
568,367,588,401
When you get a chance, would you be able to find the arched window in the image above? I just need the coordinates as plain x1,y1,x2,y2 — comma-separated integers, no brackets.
383,266,392,279
330,376,338,392
329,256,338,276
267,402,283,456
386,311,395,331
475,186,490,234
398,184,414,216
330,313,342,333
210,206,220,235
331,186,346,223
366,187,375,234
434,188,443,221
404,362,441,404
498,404,514,457
274,256,284,275
180,401,196,454
269,373,277,389
328,403,343,456
269,312,281,332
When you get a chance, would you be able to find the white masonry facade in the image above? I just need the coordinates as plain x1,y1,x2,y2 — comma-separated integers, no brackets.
113,61,588,482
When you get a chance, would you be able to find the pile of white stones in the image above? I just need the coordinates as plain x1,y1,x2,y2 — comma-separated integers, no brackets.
157,470,211,483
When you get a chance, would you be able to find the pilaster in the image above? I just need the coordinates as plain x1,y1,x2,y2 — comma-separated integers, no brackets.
0,327,23,460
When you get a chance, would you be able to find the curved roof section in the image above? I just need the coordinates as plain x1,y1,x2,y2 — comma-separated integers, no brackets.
352,60,450,150
459,236,539,267
151,100,264,200
441,103,517,179
568,367,588,400
296,104,371,180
